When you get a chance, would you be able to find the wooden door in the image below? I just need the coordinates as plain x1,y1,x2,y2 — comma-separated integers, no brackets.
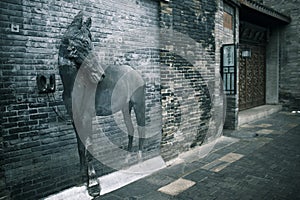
239,44,266,110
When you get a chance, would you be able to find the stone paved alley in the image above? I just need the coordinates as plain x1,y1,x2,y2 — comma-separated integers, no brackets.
99,112,300,200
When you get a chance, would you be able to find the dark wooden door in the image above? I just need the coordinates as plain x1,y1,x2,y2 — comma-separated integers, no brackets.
239,44,266,111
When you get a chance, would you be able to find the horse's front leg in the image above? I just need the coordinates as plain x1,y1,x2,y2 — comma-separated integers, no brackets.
137,126,145,159
75,114,101,197
85,136,101,197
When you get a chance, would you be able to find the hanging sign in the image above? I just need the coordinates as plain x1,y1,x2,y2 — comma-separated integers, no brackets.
221,44,236,94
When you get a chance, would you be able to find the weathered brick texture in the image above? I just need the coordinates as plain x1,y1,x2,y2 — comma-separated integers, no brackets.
263,0,300,111
216,1,239,129
159,0,223,160
1,0,161,199
1,0,226,199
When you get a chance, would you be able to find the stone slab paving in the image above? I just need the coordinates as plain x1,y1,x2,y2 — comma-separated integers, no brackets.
158,178,196,196
99,112,300,200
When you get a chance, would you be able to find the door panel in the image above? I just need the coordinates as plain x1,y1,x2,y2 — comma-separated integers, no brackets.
239,44,266,111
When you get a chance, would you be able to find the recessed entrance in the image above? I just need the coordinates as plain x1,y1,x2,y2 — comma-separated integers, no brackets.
239,43,266,110
239,22,267,111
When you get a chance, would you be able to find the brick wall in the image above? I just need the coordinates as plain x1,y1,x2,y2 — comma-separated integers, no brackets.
1,0,227,199
1,1,79,199
263,0,300,111
1,0,160,199
216,1,239,129
159,0,223,160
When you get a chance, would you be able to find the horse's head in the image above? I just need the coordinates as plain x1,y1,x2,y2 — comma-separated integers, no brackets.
59,12,105,84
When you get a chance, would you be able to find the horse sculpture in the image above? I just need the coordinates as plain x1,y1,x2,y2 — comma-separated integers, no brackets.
58,11,146,197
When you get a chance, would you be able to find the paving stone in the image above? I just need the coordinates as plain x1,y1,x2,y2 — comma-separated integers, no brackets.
104,179,157,199
183,169,211,183
255,123,273,128
57,112,300,200
211,137,239,151
145,174,175,187
95,193,122,200
201,159,227,171
158,178,196,196
219,152,244,163
140,191,173,200
158,163,192,179
256,129,274,134
201,152,223,163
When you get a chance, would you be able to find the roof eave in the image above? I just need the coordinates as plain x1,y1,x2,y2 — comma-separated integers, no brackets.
239,0,291,24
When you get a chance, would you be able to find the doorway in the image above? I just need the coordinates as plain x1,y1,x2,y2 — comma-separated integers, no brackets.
239,43,266,110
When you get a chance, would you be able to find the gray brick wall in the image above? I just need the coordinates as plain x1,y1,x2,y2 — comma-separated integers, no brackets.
159,0,221,160
263,0,300,111
216,1,239,129
1,0,160,199
1,0,225,199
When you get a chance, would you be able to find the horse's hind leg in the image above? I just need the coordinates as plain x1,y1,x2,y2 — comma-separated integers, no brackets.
73,122,88,183
132,88,146,159
122,102,134,152
134,104,145,153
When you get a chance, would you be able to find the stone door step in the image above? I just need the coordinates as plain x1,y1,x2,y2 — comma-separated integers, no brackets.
238,105,282,127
